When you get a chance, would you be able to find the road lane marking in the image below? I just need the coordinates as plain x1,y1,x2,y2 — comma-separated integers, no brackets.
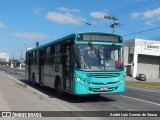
120,95,160,106
126,86,160,93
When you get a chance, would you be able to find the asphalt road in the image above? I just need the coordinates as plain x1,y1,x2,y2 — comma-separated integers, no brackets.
0,65,160,120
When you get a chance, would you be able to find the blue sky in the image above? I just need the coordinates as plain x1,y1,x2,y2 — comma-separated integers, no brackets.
0,0,160,59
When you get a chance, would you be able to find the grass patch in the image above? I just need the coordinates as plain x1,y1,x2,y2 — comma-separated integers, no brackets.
126,81,160,89
15,82,27,88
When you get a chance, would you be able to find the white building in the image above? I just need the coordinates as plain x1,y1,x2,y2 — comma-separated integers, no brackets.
124,38,160,80
0,52,9,62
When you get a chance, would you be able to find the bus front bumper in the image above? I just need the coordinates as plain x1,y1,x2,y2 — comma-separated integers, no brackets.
74,79,125,95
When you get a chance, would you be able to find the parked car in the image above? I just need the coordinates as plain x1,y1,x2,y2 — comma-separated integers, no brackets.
136,73,146,81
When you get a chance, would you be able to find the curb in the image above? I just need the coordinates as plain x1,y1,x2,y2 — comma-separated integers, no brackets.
7,74,49,99
3,72,74,111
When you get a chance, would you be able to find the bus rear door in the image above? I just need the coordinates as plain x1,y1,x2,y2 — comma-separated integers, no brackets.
39,49,44,85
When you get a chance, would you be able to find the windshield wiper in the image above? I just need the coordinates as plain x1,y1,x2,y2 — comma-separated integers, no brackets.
88,42,100,61
88,42,103,68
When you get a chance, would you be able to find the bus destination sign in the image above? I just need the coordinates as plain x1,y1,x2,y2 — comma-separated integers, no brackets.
77,34,122,43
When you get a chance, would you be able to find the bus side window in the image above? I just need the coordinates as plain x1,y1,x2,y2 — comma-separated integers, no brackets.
55,44,60,54
66,46,70,66
42,49,46,63
26,53,28,64
33,51,37,64
46,47,51,63
50,45,54,63
54,44,61,63
29,52,33,64
36,51,39,63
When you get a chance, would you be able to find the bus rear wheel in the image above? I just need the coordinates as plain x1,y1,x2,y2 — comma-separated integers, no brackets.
32,73,36,85
56,80,63,96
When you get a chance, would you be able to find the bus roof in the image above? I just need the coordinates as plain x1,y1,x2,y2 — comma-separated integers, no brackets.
26,32,122,52
27,33,76,52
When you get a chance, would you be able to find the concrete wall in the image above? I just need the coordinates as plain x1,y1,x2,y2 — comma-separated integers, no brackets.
124,38,160,79
137,54,160,79
124,47,129,65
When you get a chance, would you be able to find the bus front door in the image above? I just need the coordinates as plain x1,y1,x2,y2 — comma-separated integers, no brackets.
63,44,73,92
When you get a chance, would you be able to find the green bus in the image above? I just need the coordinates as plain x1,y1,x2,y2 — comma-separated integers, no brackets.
25,32,125,95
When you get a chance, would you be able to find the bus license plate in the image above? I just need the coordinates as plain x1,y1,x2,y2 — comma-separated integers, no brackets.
100,87,108,91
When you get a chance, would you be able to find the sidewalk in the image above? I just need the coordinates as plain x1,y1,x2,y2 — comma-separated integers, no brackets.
125,75,160,82
0,91,10,111
0,71,81,120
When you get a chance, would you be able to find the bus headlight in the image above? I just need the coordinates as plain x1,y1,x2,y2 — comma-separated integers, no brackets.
118,80,123,84
76,76,88,85
76,76,81,81
118,76,125,84
82,80,85,84
76,76,89,86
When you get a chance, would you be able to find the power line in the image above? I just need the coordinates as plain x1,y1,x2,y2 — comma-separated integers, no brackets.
111,0,160,16
63,0,159,37
123,26,160,37
70,0,159,35
120,24,159,40
103,0,159,33
110,0,144,15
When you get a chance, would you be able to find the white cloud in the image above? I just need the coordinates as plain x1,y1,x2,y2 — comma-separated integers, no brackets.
45,12,86,24
90,12,107,19
0,22,5,29
103,9,108,12
131,8,160,26
52,35,59,40
145,21,155,26
142,8,160,19
14,32,46,40
157,17,160,20
33,8,43,15
131,7,160,20
91,21,98,25
57,7,80,13
131,12,140,19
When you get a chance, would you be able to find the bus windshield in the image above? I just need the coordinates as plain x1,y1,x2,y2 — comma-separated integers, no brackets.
75,44,124,71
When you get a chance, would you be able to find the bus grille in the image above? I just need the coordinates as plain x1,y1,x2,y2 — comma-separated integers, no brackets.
91,82,117,85
86,73,120,78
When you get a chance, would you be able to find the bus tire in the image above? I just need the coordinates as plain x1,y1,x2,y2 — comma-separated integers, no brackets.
32,73,36,85
93,94,101,96
89,94,100,97
55,78,63,96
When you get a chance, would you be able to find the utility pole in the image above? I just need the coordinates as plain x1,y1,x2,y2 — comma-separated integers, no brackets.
104,15,120,34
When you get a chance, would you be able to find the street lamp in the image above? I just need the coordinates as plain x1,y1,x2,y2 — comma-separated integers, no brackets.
19,49,23,69
85,22,99,31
